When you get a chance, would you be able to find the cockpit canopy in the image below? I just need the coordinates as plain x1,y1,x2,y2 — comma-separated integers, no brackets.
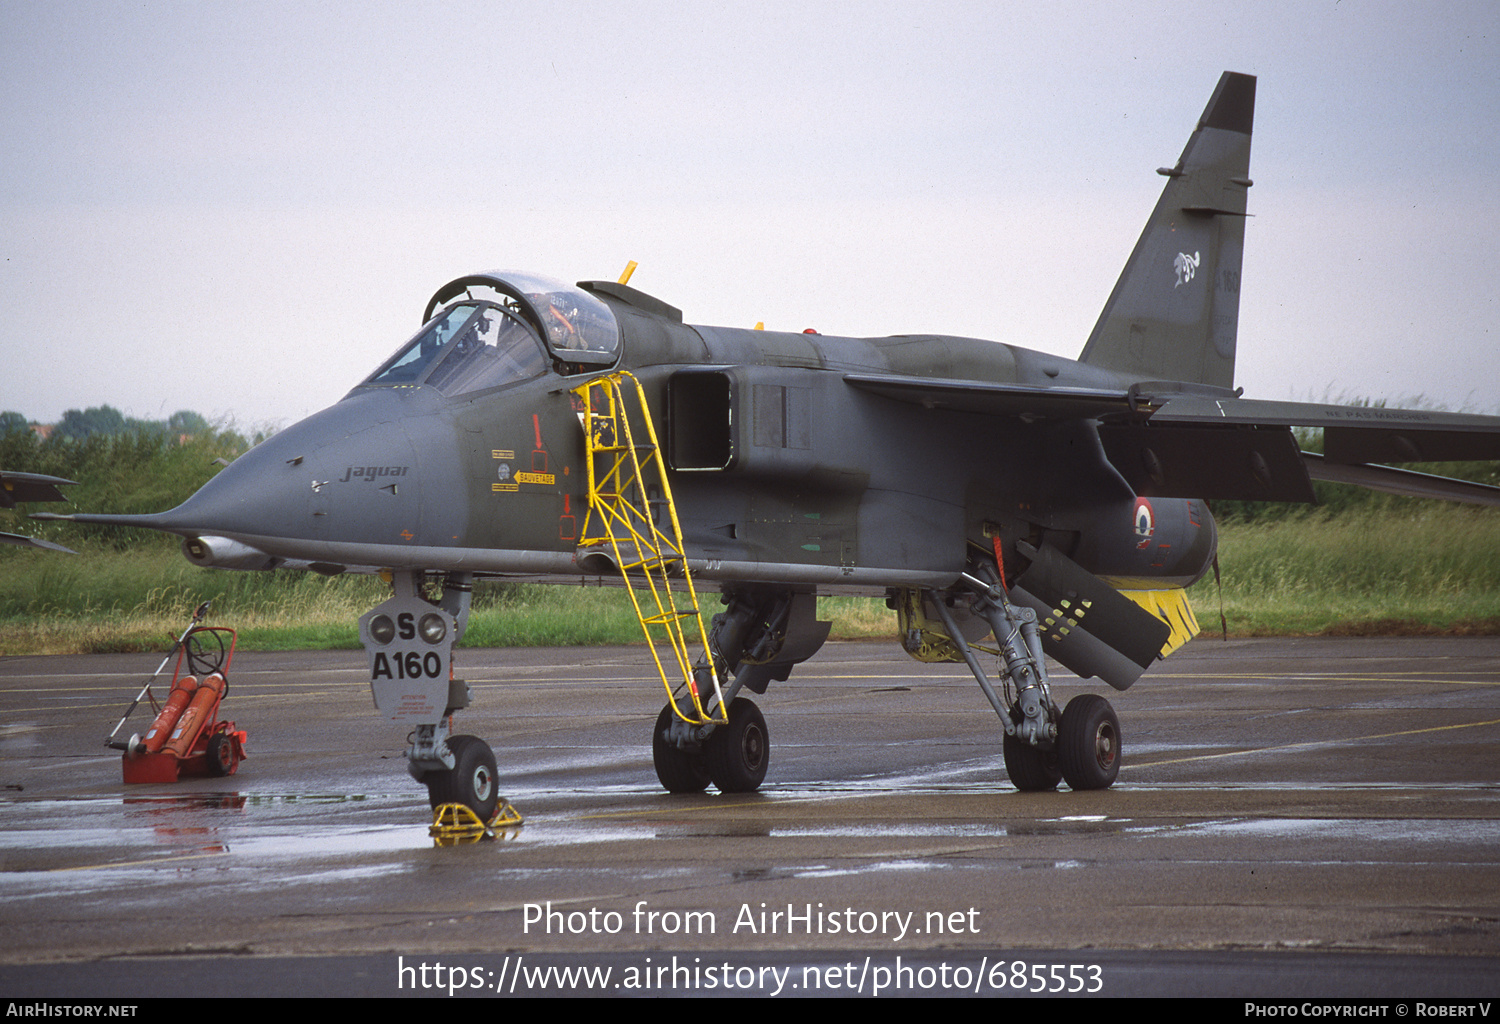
361,271,620,397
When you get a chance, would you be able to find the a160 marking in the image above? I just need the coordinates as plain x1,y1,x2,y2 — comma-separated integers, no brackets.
372,649,445,680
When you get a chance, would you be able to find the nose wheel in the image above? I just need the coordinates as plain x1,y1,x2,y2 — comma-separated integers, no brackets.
423,734,499,821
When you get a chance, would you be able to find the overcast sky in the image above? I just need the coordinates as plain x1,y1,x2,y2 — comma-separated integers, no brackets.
3,0,1497,431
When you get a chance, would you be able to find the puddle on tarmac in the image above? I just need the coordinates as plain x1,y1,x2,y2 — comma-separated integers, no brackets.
1186,817,1500,845
792,859,947,879
0,793,436,869
768,823,1009,838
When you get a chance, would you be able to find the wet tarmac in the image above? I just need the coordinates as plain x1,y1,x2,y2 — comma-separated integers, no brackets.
2,636,1499,997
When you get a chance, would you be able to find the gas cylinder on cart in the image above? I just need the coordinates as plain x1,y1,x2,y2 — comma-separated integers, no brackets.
142,676,198,753
162,672,224,758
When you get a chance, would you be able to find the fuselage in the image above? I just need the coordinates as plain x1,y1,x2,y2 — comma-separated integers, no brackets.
106,272,1217,594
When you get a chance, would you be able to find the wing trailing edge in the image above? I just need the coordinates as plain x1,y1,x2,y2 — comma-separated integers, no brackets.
844,372,1500,505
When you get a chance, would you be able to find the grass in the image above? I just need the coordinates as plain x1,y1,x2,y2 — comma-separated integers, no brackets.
1188,504,1500,636
1,502,1498,656
0,544,899,655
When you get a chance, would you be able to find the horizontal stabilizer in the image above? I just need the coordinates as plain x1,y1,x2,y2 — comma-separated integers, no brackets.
0,531,74,553
1302,453,1500,507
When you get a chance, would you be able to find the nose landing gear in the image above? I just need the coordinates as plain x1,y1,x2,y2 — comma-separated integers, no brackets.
362,570,519,829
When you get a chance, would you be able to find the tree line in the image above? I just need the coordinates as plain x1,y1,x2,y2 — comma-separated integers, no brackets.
2,405,218,441
1,406,258,549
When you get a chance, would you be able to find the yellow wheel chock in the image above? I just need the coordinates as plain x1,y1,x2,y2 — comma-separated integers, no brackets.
429,799,524,843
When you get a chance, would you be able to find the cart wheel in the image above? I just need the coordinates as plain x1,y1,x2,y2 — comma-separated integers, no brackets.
206,732,237,776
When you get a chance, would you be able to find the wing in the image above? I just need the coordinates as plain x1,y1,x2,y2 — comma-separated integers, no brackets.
844,374,1500,506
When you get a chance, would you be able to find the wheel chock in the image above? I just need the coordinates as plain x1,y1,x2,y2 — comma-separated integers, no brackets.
429,799,524,843
490,798,524,829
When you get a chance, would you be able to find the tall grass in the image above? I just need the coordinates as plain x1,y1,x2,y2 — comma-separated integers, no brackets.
0,544,895,654
1189,504,1500,635
0,545,382,653
1,503,1497,655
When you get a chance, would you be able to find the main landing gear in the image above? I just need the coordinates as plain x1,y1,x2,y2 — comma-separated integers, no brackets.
651,588,828,795
999,694,1120,791
913,566,1121,792
653,696,769,794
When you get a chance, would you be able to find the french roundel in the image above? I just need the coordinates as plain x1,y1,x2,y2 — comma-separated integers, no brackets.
1133,497,1155,548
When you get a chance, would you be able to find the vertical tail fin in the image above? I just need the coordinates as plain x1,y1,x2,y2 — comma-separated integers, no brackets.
1079,72,1255,389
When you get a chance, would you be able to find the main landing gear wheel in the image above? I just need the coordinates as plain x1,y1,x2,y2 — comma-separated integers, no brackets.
703,697,768,793
1002,733,1061,792
1057,694,1120,791
425,734,499,820
652,702,710,794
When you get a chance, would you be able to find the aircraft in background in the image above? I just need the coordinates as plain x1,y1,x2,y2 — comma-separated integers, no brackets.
3,470,75,552
38,73,1500,819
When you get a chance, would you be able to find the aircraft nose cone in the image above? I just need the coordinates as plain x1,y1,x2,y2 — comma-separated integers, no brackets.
161,390,462,559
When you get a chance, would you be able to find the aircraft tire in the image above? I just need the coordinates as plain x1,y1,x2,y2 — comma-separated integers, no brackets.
652,703,710,793
1002,733,1061,791
425,734,500,820
1057,694,1120,791
703,697,768,793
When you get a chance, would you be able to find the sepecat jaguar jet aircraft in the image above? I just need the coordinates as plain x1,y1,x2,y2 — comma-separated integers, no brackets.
40,72,1500,820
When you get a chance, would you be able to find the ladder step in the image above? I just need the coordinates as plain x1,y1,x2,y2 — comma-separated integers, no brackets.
642,609,701,623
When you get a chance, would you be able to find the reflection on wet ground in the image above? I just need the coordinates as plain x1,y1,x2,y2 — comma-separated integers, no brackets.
1,637,1499,976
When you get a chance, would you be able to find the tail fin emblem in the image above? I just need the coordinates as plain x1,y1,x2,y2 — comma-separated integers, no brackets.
1174,251,1201,287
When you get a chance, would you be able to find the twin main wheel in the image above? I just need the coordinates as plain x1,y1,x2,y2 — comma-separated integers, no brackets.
652,697,768,794
422,697,1111,808
653,703,711,793
1004,694,1120,792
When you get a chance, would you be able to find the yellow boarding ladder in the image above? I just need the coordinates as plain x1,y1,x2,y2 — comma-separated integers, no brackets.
572,371,725,725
